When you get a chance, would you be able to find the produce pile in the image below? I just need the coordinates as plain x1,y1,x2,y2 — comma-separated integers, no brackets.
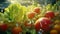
0,2,60,34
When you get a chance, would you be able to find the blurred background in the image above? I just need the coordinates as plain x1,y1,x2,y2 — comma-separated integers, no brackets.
0,0,58,8
0,0,60,34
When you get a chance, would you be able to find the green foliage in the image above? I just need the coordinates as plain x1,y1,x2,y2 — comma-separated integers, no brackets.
5,3,23,22
0,1,56,23
4,2,39,22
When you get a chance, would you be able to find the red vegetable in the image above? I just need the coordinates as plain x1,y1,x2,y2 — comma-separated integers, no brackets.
45,11,55,19
12,26,22,34
34,7,40,14
35,17,52,31
24,21,33,28
0,22,8,31
27,12,35,19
